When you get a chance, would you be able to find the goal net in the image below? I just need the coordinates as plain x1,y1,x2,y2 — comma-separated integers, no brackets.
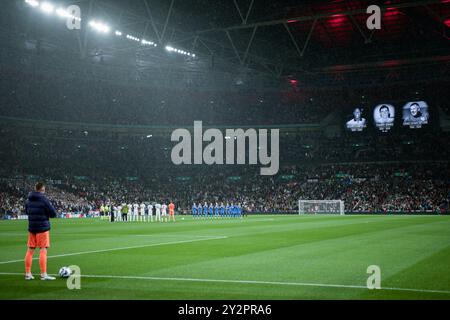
298,200,345,215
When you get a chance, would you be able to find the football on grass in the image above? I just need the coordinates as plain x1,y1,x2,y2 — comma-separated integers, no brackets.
58,266,72,278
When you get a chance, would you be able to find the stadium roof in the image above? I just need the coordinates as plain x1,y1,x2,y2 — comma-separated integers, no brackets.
2,0,450,85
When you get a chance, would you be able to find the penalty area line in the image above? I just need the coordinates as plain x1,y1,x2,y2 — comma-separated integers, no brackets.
0,236,228,265
0,272,449,295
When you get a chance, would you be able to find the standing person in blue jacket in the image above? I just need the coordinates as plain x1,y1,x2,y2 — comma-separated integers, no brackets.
24,182,57,281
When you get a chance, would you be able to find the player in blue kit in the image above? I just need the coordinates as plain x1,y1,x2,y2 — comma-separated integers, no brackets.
192,203,197,219
225,203,230,218
235,203,241,218
214,202,219,219
237,203,242,218
220,202,225,218
198,203,203,219
208,203,214,218
203,202,208,219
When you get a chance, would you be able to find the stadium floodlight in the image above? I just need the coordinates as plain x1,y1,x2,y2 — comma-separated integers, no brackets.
40,2,54,14
141,39,155,46
56,8,81,21
126,34,140,42
115,30,122,36
89,20,110,33
25,0,39,7
56,8,69,18
56,8,81,22
165,45,194,56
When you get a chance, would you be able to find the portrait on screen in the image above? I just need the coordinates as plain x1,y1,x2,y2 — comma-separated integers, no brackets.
403,101,429,129
373,104,395,132
346,108,366,132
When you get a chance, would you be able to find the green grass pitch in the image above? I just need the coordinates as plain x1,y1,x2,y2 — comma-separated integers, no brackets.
0,214,449,300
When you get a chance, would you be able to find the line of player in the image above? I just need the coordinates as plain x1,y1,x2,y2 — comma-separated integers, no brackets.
191,202,244,219
99,202,175,222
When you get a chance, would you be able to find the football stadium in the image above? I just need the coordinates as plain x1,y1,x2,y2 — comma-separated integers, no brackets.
0,0,450,303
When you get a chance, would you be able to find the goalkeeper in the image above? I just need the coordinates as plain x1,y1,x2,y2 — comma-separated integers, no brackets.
24,182,57,281
121,203,129,222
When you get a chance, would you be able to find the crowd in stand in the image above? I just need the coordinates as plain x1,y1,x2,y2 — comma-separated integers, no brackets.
1,161,448,217
0,179,92,217
2,126,449,178
1,117,449,217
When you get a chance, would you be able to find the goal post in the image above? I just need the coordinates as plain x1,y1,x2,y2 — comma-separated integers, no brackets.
298,200,345,215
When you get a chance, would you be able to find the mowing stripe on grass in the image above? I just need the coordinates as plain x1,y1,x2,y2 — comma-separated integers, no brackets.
0,272,449,295
0,236,228,265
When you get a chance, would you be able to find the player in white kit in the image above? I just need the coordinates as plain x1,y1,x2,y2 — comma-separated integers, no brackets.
113,204,119,222
118,204,123,222
139,203,146,222
161,203,168,222
132,203,139,222
147,203,153,222
154,203,161,222
127,204,133,221
128,203,134,221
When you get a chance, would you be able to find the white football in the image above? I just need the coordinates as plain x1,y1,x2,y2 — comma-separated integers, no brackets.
58,266,72,278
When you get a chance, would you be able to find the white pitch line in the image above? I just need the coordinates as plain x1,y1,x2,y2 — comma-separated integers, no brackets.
132,234,226,238
0,272,449,295
0,236,228,265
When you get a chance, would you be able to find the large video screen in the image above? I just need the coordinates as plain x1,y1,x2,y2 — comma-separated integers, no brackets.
346,108,367,132
402,101,429,129
346,100,431,132
373,104,395,132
